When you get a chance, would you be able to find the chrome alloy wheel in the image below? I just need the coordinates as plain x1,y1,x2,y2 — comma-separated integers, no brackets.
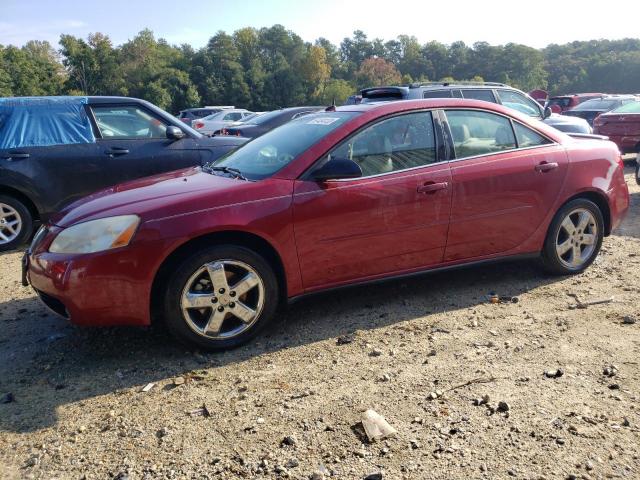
0,203,22,245
180,260,265,339
555,208,598,270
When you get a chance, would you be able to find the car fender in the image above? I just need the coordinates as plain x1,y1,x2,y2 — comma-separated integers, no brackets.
0,169,45,215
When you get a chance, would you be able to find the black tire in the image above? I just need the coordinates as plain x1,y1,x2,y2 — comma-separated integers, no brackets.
162,245,279,350
0,195,33,252
541,198,604,275
635,156,640,186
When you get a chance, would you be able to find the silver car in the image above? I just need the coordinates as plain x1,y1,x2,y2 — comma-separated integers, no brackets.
193,109,253,135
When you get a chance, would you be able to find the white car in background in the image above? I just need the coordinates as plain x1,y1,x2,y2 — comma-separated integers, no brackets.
192,109,253,135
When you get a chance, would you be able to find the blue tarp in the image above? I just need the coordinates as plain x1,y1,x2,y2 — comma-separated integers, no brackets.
0,96,95,149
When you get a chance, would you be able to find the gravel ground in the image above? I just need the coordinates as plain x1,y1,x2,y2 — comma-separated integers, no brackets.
1,164,639,480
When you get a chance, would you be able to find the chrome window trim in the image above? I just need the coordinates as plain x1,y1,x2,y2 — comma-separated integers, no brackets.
446,143,560,165
328,159,450,182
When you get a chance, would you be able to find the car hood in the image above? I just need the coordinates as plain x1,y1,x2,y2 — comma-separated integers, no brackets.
196,135,248,147
51,168,277,228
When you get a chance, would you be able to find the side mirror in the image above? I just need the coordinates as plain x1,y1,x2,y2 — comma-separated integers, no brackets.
543,106,552,119
166,126,186,141
312,158,362,181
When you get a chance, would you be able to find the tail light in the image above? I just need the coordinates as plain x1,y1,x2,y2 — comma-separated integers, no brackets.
194,121,205,129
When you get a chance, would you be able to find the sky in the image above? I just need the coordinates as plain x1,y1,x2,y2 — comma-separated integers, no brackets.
1,0,638,50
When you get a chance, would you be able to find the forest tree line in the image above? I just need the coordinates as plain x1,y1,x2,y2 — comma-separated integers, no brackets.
1,25,639,113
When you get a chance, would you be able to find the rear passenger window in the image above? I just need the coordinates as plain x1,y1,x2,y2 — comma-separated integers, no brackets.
328,111,437,177
461,89,496,103
446,110,516,158
514,122,550,148
423,90,452,99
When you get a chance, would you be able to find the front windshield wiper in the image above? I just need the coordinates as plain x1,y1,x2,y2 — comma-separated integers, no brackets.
202,165,249,181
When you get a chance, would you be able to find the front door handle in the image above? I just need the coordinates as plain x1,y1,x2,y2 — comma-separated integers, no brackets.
3,152,30,160
105,147,130,156
417,181,449,194
535,161,559,172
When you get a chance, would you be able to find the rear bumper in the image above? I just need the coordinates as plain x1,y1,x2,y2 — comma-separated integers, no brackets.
607,180,630,233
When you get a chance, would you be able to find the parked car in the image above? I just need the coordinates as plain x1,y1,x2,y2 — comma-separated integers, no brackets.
0,96,248,251
221,107,325,138
211,112,266,135
359,82,589,134
544,113,592,134
192,109,253,135
593,101,640,154
25,98,629,350
546,93,604,113
177,106,234,125
562,96,638,126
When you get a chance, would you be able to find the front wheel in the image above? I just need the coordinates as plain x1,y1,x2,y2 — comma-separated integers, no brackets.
541,198,604,275
162,245,279,350
0,195,33,252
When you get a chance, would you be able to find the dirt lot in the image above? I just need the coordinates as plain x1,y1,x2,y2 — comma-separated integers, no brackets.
1,164,639,480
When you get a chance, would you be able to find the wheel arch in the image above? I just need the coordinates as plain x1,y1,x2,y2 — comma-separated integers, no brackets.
150,230,288,324
562,190,611,235
0,185,40,221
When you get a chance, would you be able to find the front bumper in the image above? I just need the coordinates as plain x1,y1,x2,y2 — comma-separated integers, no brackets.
25,229,166,327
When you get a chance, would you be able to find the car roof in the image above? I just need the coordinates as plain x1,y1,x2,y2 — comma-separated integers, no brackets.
336,98,524,114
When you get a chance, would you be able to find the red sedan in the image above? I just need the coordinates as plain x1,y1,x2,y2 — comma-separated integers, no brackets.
593,101,640,155
25,99,629,350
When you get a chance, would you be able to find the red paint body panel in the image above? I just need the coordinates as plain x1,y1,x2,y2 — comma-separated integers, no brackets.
292,163,452,289
593,112,640,154
27,99,629,328
445,145,569,261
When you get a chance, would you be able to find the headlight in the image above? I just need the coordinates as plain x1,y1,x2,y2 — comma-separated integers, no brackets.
49,215,140,254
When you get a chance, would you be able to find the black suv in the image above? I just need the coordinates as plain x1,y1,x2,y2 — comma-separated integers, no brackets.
359,82,592,134
0,96,247,251
222,107,325,138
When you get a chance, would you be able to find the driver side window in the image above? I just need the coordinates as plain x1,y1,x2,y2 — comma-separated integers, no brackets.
91,106,168,139
327,111,437,177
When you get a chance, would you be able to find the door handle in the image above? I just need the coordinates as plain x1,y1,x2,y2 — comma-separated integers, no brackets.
3,152,30,160
535,161,558,172
417,181,449,194
105,147,130,156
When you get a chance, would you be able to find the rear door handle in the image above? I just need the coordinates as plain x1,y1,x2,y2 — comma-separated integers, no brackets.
3,152,30,160
417,181,449,194
535,161,558,172
105,147,130,156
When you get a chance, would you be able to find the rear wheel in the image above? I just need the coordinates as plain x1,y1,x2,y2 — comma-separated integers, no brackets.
0,195,33,252
541,198,604,275
162,245,279,350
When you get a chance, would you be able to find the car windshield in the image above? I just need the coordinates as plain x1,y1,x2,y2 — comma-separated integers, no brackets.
573,99,620,111
202,111,226,121
610,101,640,114
211,112,359,180
547,97,571,108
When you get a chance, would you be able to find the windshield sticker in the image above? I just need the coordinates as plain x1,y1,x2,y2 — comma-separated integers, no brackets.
306,117,340,125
